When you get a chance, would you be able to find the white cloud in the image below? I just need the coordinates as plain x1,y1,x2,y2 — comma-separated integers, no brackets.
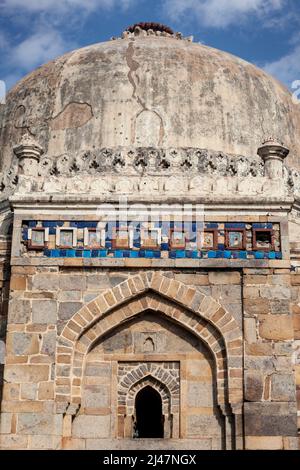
264,44,300,87
0,32,9,50
1,0,135,14
8,29,75,71
163,0,285,28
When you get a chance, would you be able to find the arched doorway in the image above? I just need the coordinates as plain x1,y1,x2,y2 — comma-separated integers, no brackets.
134,386,164,438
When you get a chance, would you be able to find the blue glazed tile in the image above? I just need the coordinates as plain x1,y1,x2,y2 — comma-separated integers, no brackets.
192,222,197,232
252,223,273,229
59,249,67,257
66,250,76,257
42,221,63,228
185,250,198,259
51,249,60,257
139,250,145,257
225,223,245,228
205,223,218,229
22,229,28,241
133,242,141,249
145,250,154,258
239,251,247,259
28,221,37,228
114,250,124,258
161,243,169,251
105,242,112,249
268,252,276,259
170,221,174,229
175,250,185,258
216,251,224,258
208,251,217,258
123,250,130,258
76,250,83,257
223,251,231,259
49,228,56,235
44,249,51,257
276,252,282,259
254,251,264,259
154,251,161,258
218,244,225,250
99,250,107,257
83,250,91,258
232,252,239,259
91,250,99,258
130,251,139,258
169,251,176,259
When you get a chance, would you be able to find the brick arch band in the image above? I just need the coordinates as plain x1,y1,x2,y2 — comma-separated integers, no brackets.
55,272,243,411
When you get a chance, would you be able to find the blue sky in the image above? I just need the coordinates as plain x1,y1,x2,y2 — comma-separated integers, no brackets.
0,0,300,92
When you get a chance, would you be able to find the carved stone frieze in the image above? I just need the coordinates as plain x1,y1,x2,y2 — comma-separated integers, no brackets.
1,146,300,199
38,147,265,178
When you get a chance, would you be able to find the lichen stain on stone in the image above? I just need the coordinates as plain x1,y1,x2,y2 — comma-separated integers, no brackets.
50,102,93,130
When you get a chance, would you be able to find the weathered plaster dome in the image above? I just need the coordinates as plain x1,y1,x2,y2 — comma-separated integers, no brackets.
1,30,300,172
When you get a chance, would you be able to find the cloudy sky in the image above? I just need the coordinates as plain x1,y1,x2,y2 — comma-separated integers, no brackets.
0,0,300,92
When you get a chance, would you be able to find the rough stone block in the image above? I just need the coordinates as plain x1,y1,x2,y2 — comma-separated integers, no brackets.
244,402,297,437
58,291,82,302
244,318,257,344
58,302,82,321
208,271,240,285
245,436,283,450
0,413,12,433
244,298,270,316
8,299,31,324
10,275,26,290
72,415,111,438
271,374,296,401
82,385,110,408
0,434,28,449
187,382,214,407
32,274,59,291
5,365,49,383
11,332,39,356
245,371,263,401
17,413,60,435
29,434,61,450
41,331,56,357
60,275,86,291
260,286,291,300
187,415,221,438
20,383,38,400
259,315,294,340
32,300,57,324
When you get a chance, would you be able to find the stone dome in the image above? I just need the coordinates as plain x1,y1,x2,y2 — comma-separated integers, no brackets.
1,28,300,172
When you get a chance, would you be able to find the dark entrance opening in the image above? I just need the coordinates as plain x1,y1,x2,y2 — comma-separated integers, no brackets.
134,386,164,438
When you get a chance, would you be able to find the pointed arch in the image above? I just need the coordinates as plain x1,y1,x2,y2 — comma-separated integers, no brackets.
55,272,242,410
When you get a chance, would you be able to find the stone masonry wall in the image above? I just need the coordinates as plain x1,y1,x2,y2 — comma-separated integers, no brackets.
291,273,300,447
0,265,298,449
243,268,298,450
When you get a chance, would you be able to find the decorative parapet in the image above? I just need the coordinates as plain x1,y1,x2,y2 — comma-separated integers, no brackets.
1,146,300,199
30,147,266,178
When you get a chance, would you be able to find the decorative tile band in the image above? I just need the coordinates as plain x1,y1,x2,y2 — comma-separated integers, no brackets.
21,220,282,260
